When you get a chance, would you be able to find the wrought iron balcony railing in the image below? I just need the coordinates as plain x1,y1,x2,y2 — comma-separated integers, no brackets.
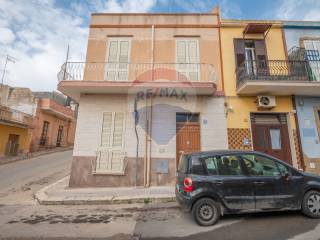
236,60,320,88
58,62,216,83
0,105,34,127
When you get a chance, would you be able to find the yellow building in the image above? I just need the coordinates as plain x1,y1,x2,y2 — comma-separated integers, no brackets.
0,105,33,157
220,20,303,169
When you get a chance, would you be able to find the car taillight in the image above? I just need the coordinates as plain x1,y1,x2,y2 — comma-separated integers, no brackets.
183,177,193,192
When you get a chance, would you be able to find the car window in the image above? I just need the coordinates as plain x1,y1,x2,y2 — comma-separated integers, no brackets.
276,162,290,175
178,154,190,173
241,154,280,177
203,155,242,176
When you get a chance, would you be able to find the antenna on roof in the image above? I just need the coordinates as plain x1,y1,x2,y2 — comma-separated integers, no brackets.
1,55,17,85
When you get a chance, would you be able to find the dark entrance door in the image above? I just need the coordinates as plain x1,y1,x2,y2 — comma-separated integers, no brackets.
176,113,200,167
5,134,19,156
251,113,292,163
56,125,63,147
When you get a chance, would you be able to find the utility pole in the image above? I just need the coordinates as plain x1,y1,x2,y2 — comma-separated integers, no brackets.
1,55,16,85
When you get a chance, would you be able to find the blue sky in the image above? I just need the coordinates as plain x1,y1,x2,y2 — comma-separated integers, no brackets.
0,0,320,91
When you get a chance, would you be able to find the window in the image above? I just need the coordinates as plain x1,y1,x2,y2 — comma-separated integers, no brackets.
241,154,280,177
40,121,49,146
203,155,242,176
276,162,289,176
176,113,199,123
105,39,130,81
304,40,320,81
234,39,268,75
178,154,190,174
176,39,199,81
96,112,126,173
270,129,281,150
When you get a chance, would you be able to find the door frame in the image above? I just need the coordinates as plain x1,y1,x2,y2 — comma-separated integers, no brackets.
249,112,295,164
175,112,201,170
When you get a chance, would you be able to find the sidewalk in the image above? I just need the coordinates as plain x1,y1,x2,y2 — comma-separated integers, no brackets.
35,176,176,205
0,146,73,165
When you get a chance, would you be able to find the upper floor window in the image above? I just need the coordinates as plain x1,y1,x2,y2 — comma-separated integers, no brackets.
176,39,199,81
105,39,131,81
304,40,320,81
234,39,268,75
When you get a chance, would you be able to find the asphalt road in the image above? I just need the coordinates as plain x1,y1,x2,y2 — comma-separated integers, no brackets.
0,150,319,240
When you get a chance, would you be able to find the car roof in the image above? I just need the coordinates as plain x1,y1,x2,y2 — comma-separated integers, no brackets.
185,149,259,156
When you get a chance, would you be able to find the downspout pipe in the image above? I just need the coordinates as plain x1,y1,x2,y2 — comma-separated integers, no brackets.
145,24,155,187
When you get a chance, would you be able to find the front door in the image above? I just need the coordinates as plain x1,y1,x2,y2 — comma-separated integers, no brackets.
56,125,63,147
251,113,292,163
176,113,200,167
5,134,19,156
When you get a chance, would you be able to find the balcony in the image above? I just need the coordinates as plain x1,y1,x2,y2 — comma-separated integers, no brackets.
236,60,320,96
57,62,217,101
39,99,75,120
0,105,33,128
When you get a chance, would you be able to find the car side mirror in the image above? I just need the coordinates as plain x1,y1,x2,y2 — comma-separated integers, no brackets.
284,172,291,181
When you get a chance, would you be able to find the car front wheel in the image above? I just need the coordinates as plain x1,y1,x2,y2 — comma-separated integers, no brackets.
192,198,220,226
302,190,320,218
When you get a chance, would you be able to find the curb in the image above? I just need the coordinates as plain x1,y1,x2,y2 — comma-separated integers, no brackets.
35,176,177,206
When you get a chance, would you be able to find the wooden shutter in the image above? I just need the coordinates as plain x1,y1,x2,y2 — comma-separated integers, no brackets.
106,41,118,80
112,112,124,148
177,41,186,63
108,41,118,62
118,41,129,80
254,40,267,62
188,40,199,81
254,40,268,74
101,112,113,147
234,39,245,67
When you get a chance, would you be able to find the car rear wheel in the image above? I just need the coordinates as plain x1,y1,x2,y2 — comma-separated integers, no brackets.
192,198,220,226
302,190,320,218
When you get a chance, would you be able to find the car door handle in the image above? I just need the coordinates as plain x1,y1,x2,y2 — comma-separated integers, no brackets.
253,181,265,185
214,181,223,185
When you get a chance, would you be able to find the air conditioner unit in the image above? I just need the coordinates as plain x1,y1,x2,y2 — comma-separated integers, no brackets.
257,96,276,109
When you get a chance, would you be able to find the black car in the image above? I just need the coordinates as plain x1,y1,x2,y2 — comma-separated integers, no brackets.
175,150,320,226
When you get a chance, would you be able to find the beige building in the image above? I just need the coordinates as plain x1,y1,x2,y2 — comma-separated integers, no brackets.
58,10,228,187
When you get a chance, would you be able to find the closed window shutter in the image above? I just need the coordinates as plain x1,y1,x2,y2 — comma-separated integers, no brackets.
188,40,199,81
101,112,113,147
177,41,186,63
254,40,268,74
108,41,118,62
119,41,129,63
234,39,245,67
188,40,198,63
112,112,124,148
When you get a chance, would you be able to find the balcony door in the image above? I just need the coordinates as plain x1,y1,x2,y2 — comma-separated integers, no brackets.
245,42,257,75
304,40,320,81
105,39,130,81
234,39,268,76
176,39,199,81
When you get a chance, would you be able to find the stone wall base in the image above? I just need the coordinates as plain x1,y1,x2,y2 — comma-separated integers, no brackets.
69,156,176,188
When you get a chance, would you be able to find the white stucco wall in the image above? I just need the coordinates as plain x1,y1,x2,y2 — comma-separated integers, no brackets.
73,94,228,159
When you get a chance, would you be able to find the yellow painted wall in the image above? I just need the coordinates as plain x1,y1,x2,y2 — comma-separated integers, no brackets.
226,96,296,129
0,124,31,156
220,21,296,130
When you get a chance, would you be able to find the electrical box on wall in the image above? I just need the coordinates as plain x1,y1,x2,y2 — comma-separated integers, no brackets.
256,96,276,109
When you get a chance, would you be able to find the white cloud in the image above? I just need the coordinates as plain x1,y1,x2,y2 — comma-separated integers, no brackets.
275,0,320,20
0,27,15,44
0,0,157,91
